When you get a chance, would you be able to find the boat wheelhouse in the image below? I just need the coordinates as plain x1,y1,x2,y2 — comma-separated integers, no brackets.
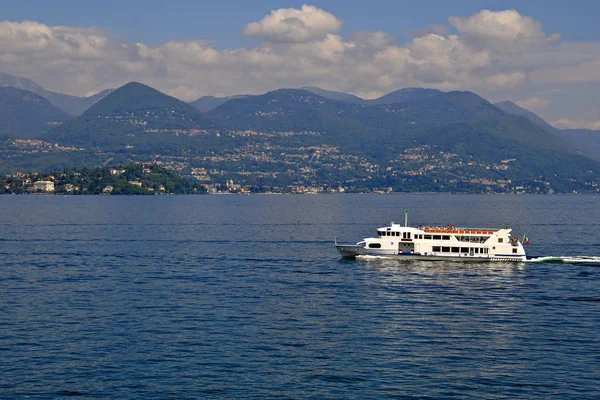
335,221,527,262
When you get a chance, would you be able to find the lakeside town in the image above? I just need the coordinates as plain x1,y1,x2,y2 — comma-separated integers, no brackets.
3,139,599,194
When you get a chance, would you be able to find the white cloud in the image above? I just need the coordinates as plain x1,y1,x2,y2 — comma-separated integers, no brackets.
485,71,526,89
449,9,560,52
516,96,550,110
405,24,448,38
553,118,600,130
242,4,342,43
0,6,599,127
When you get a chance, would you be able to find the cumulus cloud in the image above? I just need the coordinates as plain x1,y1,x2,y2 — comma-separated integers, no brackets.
242,4,342,43
553,118,600,130
405,24,448,38
484,71,526,89
0,6,599,127
449,9,560,52
516,96,550,110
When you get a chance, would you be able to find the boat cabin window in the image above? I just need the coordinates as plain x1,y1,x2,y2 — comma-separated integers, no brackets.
461,247,469,253
442,235,450,240
513,248,517,254
442,247,450,252
452,247,459,252
498,238,503,243
368,243,381,248
433,235,441,240
433,246,441,252
424,235,431,240
402,232,411,239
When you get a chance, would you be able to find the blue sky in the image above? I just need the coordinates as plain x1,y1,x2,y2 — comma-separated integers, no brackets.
1,1,600,128
4,0,600,47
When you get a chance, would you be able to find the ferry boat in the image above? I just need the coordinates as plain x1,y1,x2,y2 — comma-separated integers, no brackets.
335,213,527,262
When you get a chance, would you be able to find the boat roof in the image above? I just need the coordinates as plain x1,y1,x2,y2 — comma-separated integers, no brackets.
380,224,511,234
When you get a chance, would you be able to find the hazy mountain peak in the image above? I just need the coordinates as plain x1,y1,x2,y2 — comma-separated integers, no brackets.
494,100,556,132
0,72,44,93
0,72,113,116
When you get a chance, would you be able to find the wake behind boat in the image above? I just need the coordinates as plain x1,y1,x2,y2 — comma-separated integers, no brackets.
336,211,527,262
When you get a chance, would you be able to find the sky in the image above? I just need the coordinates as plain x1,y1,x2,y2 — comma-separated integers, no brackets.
2,0,600,129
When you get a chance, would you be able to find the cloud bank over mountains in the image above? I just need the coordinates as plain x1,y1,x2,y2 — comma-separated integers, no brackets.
0,6,599,128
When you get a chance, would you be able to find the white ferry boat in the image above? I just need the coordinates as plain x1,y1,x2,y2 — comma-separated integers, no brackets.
335,214,527,262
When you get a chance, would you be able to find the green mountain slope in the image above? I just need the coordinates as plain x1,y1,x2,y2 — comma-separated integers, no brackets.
412,114,600,191
207,88,356,132
207,88,505,155
0,87,72,138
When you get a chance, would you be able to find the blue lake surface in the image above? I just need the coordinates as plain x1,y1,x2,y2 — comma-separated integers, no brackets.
1,194,599,399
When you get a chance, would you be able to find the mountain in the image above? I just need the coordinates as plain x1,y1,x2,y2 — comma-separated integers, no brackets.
44,82,217,148
495,100,600,160
207,88,358,133
0,87,72,138
0,72,113,115
302,87,366,103
3,82,599,193
189,94,254,112
206,87,600,189
558,129,600,161
368,88,442,105
208,88,503,140
494,101,557,132
191,86,442,112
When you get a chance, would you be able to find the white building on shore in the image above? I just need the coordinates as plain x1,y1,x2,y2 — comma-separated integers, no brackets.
33,181,54,192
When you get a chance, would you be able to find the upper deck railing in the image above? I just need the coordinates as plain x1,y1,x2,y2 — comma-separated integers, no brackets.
420,226,498,235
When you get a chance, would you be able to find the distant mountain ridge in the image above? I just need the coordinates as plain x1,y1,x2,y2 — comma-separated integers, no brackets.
0,72,113,115
0,86,72,139
2,80,599,193
191,87,445,112
494,100,557,132
302,87,366,104
495,100,600,160
368,88,442,105
189,94,254,112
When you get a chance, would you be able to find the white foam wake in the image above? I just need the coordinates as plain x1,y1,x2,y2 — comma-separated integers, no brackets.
528,256,600,264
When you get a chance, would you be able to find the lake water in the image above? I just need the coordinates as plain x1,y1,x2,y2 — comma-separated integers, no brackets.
1,194,599,399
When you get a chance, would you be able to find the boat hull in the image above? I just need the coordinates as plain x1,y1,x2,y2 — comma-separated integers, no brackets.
335,244,366,258
335,244,525,262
